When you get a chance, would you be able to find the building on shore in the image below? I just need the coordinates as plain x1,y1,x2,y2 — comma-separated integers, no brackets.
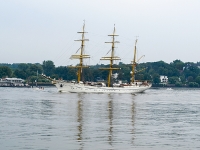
0,78,29,87
160,75,168,85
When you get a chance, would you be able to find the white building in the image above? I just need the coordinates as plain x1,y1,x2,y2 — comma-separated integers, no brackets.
112,73,118,79
160,75,168,84
0,78,25,86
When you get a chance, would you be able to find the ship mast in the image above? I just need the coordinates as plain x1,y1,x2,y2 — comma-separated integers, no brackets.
69,23,90,82
100,25,121,87
131,39,137,83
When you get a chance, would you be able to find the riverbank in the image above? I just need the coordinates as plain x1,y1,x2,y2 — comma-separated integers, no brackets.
29,82,55,86
152,84,200,88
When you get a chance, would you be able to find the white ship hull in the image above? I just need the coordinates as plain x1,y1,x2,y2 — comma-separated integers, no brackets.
55,81,151,94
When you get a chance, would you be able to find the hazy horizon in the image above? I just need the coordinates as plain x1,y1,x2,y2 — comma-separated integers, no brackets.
1,0,200,66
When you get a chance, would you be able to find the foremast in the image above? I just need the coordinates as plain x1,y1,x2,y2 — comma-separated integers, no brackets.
69,23,90,82
100,25,121,87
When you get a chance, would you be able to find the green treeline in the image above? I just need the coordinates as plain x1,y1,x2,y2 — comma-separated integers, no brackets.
1,60,200,87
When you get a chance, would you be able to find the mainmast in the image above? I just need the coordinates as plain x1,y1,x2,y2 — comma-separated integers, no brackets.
100,25,121,87
69,23,90,82
131,39,137,83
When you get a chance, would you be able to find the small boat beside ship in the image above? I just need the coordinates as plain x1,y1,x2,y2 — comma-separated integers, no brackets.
42,23,151,93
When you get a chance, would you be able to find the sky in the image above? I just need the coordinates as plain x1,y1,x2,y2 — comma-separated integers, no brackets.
1,0,200,66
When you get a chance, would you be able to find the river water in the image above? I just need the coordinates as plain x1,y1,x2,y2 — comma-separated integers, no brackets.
0,87,200,150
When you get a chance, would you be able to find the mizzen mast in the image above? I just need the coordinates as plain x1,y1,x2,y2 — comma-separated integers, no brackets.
100,25,121,87
131,39,137,83
69,23,90,82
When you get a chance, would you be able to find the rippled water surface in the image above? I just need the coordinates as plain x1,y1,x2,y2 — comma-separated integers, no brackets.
1,87,200,150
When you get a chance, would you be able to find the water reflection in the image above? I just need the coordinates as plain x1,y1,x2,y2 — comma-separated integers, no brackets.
131,95,136,145
1,88,200,149
74,93,136,149
76,94,84,150
106,94,137,148
107,94,113,146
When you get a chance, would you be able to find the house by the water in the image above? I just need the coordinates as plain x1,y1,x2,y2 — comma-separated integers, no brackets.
160,75,168,85
0,78,29,87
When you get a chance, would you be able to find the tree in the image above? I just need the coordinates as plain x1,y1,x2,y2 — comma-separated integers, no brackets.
168,76,179,84
136,74,144,81
143,73,152,81
195,76,200,85
14,69,27,79
171,60,184,70
183,63,199,79
66,68,77,81
29,76,38,83
179,75,186,83
187,76,194,82
29,64,43,74
55,66,69,80
0,66,12,78
82,67,94,81
175,82,182,87
42,60,55,76
158,67,168,75
18,63,29,71
152,73,160,84
188,82,199,87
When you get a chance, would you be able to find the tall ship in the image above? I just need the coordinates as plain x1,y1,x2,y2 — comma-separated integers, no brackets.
42,23,151,93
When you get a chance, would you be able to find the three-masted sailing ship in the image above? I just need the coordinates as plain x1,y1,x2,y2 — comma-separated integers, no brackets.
42,23,151,93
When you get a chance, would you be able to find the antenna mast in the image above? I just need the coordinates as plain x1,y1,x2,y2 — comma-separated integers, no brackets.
131,39,138,83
